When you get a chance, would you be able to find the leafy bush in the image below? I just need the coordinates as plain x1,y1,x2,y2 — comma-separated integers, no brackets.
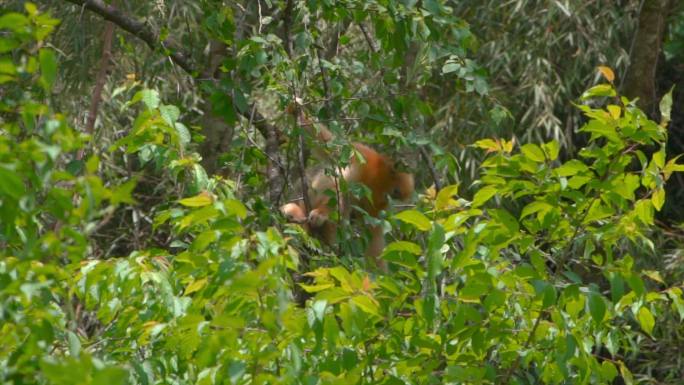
2,5,683,385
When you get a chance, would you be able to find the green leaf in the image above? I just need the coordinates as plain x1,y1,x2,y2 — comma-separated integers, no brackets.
601,361,618,382
542,140,560,161
0,166,25,200
385,241,422,255
0,13,29,31
520,200,552,219
618,361,634,385
471,185,497,208
659,87,673,127
159,104,180,126
637,306,655,336
351,295,380,317
111,178,138,205
580,84,616,100
394,209,431,231
67,331,81,358
588,292,606,324
179,192,213,207
132,89,160,110
39,48,57,92
555,160,589,177
651,187,665,211
435,184,459,210
174,122,191,145
521,143,545,163
224,199,248,219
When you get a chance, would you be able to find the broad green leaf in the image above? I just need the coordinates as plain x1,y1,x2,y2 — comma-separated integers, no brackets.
435,184,459,210
471,185,497,208
520,200,552,219
637,307,655,336
555,160,589,177
185,278,207,294
67,331,81,358
0,167,25,199
385,241,422,255
634,199,654,224
601,361,618,382
179,192,213,207
588,292,606,324
159,104,180,126
394,210,431,231
583,200,613,224
174,122,191,145
351,295,380,317
224,199,248,219
473,138,498,152
132,89,160,110
39,48,57,92
521,143,545,163
542,140,560,161
0,13,28,31
651,187,665,211
580,84,616,100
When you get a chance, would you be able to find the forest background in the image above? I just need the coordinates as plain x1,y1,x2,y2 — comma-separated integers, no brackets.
2,1,684,384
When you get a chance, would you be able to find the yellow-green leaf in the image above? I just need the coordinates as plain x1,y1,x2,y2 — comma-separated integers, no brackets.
385,241,422,255
435,184,459,210
185,278,207,295
521,143,545,163
179,192,213,207
472,185,497,208
651,188,665,211
394,210,431,231
351,295,380,317
637,306,655,336
580,84,616,100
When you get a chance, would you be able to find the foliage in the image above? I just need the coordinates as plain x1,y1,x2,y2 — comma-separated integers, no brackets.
2,3,684,385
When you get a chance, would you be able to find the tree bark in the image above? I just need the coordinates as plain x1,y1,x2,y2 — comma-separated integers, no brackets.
622,0,672,117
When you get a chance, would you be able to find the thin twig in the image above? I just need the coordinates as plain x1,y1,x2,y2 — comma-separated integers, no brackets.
419,146,441,192
79,18,115,160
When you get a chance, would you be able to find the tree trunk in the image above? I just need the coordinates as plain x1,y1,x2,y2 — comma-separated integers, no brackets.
622,0,672,117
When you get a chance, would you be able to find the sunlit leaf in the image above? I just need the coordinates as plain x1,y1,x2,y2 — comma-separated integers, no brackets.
394,210,431,231
179,192,213,207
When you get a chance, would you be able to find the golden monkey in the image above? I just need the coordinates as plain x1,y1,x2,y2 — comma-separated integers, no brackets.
281,110,414,268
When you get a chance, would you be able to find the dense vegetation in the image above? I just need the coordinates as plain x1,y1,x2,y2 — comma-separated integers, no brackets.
2,1,684,384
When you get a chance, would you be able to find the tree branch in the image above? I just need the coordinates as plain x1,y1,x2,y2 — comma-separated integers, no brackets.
63,0,194,75
78,18,115,160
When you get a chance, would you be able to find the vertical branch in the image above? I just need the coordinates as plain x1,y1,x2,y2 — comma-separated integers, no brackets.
420,146,441,192
283,0,311,213
80,19,115,159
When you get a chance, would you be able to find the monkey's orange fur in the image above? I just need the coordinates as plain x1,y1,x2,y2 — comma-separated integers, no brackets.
281,112,414,268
